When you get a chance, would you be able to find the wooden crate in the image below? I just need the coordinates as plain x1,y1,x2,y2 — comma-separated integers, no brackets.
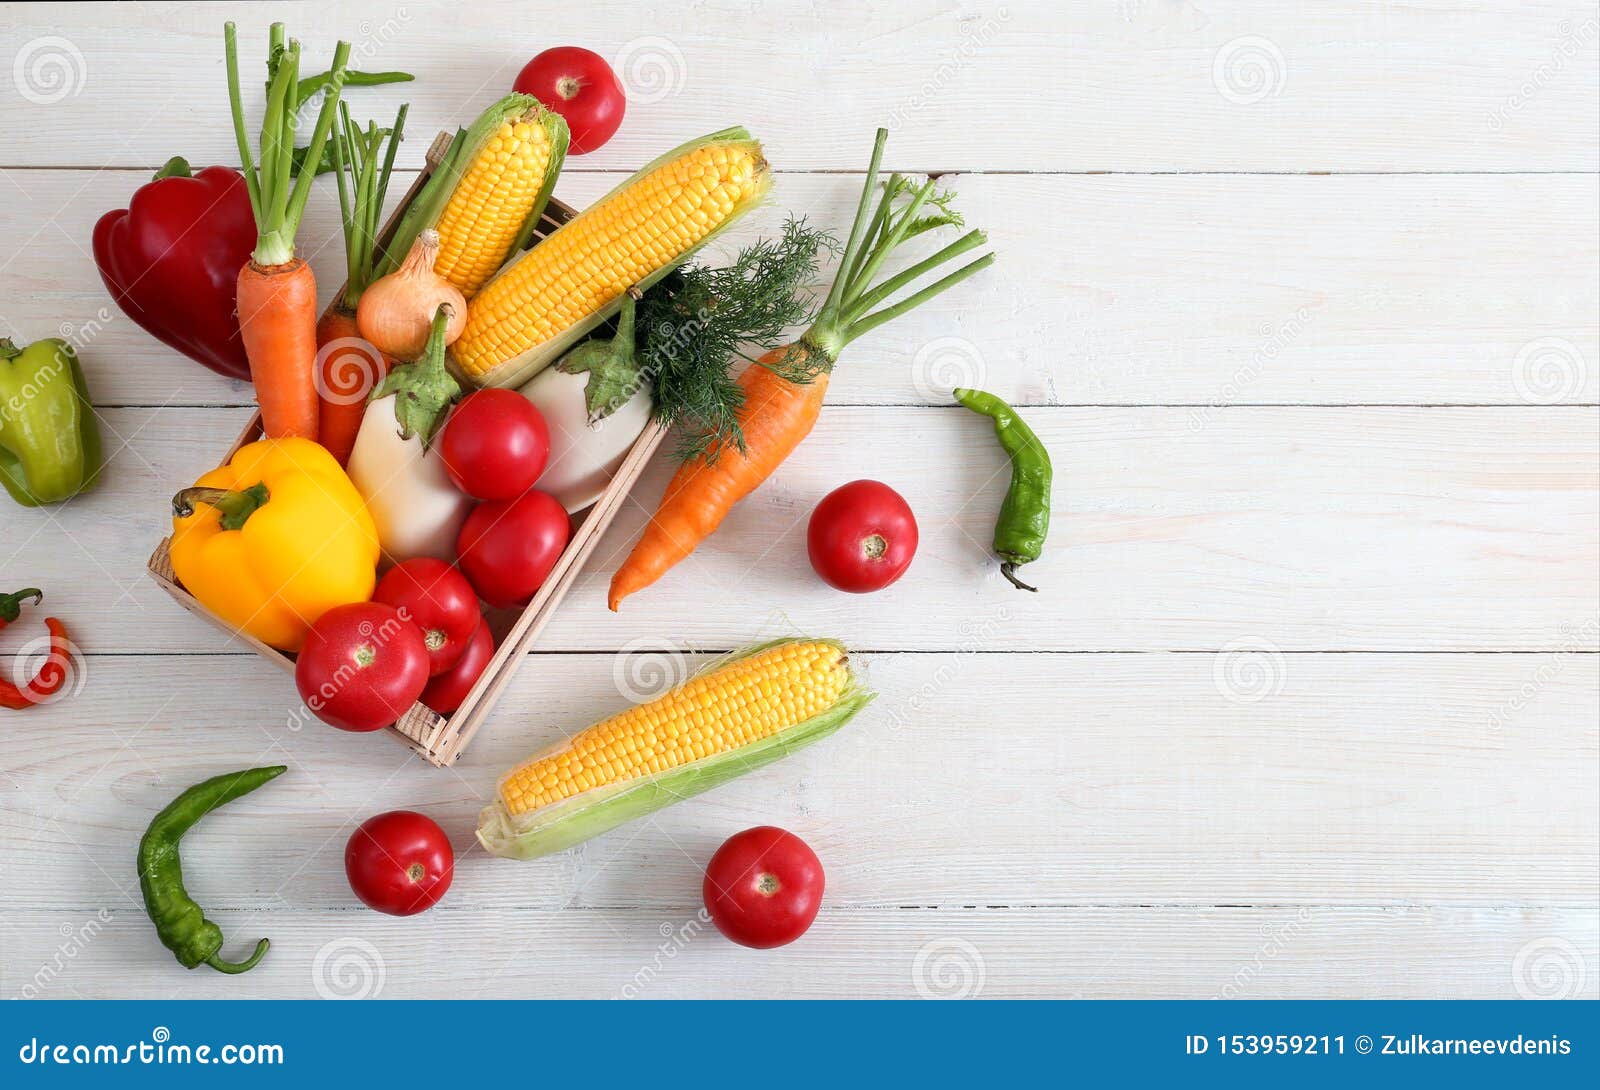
146,132,667,766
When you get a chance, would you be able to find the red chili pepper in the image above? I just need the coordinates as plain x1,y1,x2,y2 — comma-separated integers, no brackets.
92,157,257,381
1,589,75,710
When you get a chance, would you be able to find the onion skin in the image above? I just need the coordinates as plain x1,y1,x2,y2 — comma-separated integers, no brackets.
357,230,466,358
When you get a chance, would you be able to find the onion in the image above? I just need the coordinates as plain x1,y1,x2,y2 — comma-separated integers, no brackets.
357,230,466,359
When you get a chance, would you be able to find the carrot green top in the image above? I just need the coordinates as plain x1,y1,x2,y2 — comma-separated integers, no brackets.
224,21,350,267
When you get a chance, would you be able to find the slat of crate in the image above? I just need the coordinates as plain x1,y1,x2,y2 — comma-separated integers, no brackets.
1,653,1593,912
3,406,1593,654
6,171,1595,408
1,1,1594,173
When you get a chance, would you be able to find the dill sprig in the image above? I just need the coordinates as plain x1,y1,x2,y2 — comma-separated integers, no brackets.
637,216,836,461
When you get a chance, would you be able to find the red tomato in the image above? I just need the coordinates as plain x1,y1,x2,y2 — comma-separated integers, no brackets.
420,619,494,714
373,558,481,677
806,480,919,593
456,490,571,608
702,826,825,949
438,390,550,501
344,810,454,916
513,46,625,155
294,603,430,732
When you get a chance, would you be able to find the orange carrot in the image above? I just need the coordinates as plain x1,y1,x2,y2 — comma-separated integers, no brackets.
316,100,406,462
608,129,994,610
237,259,320,439
609,347,826,609
315,306,389,465
224,22,350,441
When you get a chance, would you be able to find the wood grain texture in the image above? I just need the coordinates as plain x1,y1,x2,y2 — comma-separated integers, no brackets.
2,407,1593,654
1,654,1593,915
1,1,1595,173
4,170,1596,408
0,0,1594,1003
4,907,1595,1000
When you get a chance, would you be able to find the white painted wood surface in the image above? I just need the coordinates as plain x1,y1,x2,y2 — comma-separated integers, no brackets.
1,0,1596,1001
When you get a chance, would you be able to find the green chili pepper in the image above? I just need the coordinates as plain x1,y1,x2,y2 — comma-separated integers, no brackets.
137,766,286,974
953,388,1052,591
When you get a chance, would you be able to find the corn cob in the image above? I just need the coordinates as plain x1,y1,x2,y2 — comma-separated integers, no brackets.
477,639,871,860
453,126,771,389
379,94,568,297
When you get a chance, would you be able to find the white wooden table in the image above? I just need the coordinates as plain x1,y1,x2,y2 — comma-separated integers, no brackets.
1,1,1596,1000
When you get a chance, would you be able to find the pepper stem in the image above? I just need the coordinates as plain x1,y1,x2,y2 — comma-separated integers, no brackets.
370,305,462,445
0,338,22,361
1000,562,1038,593
172,483,271,531
1,588,43,624
205,938,270,974
153,156,192,182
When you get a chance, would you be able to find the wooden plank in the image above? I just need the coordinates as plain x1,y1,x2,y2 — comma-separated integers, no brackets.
0,2,1595,173
4,170,1596,408
3,906,1594,999
2,406,1593,653
0,653,1592,911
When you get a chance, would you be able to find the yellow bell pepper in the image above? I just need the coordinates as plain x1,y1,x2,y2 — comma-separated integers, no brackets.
169,438,379,652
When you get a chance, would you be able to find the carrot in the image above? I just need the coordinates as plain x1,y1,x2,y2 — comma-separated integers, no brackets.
609,129,995,610
315,306,389,464
237,259,320,438
608,348,826,609
224,22,351,440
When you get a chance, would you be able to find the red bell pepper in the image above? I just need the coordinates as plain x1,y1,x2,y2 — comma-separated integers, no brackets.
93,156,257,381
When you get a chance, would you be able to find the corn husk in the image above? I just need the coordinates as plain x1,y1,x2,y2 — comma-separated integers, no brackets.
476,639,871,859
462,126,772,390
377,93,568,283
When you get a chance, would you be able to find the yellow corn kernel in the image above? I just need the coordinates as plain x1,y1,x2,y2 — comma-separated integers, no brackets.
454,134,769,380
432,117,557,297
498,641,848,815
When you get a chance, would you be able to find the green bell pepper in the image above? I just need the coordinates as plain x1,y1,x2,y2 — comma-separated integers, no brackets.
0,337,103,507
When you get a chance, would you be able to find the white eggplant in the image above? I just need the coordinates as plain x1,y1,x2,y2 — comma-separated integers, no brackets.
521,368,651,513
521,294,653,514
347,306,471,563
